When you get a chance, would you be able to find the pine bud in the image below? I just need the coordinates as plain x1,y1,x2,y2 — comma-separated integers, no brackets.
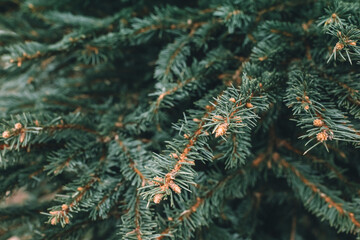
205,105,212,111
14,123,22,129
77,187,84,191
246,102,253,108
316,131,328,142
50,210,60,215
313,119,323,127
304,105,309,110
215,123,229,138
153,176,163,183
169,181,181,194
51,217,57,225
229,98,236,103
335,42,344,51
153,193,164,204
20,132,26,143
2,131,10,138
272,152,280,161
62,204,68,211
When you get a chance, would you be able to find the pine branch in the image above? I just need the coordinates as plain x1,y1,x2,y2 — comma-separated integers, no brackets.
273,154,360,233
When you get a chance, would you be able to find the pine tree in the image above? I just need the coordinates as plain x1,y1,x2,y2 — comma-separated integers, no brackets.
1,0,360,239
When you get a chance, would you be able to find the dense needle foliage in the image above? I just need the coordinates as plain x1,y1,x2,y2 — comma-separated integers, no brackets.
0,0,360,239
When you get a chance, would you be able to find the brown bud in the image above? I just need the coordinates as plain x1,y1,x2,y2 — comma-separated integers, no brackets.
313,119,324,127
229,98,236,103
169,181,181,194
14,123,22,129
77,187,84,191
50,210,60,215
246,102,253,108
2,131,10,138
304,105,309,110
153,193,164,204
316,131,328,142
214,123,229,138
51,217,57,225
115,122,123,127
331,13,337,19
335,42,344,51
19,132,26,143
272,152,280,162
258,56,267,61
62,204,68,211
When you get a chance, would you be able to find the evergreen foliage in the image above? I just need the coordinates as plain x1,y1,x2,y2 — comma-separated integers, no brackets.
0,0,360,239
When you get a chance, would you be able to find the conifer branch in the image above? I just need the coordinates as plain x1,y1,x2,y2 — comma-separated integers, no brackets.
153,77,196,114
2,1,360,238
46,176,100,226
117,139,148,187
157,152,267,239
274,154,360,232
148,102,217,204
277,139,351,185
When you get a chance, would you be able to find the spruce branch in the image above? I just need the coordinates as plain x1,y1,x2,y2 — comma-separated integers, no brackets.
141,97,217,204
273,154,360,233
157,152,267,239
